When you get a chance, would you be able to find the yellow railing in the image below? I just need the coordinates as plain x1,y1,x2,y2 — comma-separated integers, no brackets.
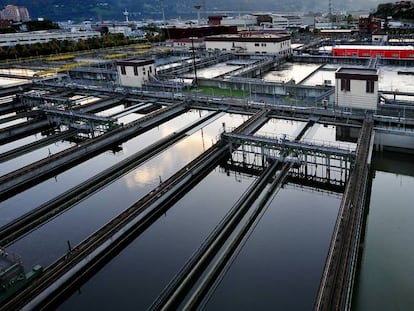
35,61,90,76
46,54,75,61
103,53,128,59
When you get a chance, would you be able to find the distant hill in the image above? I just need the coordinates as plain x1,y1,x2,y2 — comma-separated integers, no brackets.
374,1,414,20
4,0,385,22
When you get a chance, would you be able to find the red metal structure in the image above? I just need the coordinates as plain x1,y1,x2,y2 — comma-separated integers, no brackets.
332,45,414,59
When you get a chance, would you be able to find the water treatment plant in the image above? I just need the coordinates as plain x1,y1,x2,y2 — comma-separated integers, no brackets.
0,30,413,311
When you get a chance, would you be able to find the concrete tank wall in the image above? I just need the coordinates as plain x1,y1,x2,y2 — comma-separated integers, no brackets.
197,77,332,99
375,130,414,153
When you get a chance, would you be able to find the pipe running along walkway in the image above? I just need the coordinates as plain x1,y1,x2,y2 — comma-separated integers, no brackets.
0,111,39,125
0,119,50,144
0,111,222,247
0,102,188,200
0,129,78,164
149,119,314,310
0,109,270,311
315,118,374,311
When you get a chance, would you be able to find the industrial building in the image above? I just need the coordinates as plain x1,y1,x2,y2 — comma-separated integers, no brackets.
269,14,302,30
171,37,205,50
359,15,383,34
116,58,156,88
0,30,101,48
332,45,414,59
204,33,291,55
208,14,258,31
335,67,379,111
163,25,238,40
0,5,30,22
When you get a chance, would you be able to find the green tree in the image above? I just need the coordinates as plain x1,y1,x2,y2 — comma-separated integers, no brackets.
0,48,7,60
76,39,88,51
19,45,31,58
7,46,18,59
25,20,60,31
39,42,52,55
346,14,354,26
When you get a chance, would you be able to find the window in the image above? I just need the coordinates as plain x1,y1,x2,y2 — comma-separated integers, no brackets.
366,80,374,93
120,65,126,75
341,79,350,91
133,66,138,76
255,43,260,47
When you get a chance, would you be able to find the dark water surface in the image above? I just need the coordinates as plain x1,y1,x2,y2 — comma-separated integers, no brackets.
204,185,340,311
0,111,358,310
353,152,414,311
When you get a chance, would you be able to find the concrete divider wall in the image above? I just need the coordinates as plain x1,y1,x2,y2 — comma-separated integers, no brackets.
197,77,332,98
374,130,414,153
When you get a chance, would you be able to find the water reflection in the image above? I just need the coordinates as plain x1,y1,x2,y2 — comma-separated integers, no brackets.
125,127,216,188
184,62,242,79
204,185,341,310
0,77,29,87
58,167,255,311
256,118,307,137
272,63,414,93
353,152,414,311
0,68,37,77
263,62,320,83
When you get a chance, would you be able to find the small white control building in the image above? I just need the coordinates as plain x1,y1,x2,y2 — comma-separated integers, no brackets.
117,58,156,88
335,67,379,111
204,33,291,55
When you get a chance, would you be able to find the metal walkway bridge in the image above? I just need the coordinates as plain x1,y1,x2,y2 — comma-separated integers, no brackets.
220,159,347,196
44,108,119,134
221,132,355,162
315,118,374,311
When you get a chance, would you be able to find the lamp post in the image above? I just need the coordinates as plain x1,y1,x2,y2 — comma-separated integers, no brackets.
189,22,198,87
248,81,252,103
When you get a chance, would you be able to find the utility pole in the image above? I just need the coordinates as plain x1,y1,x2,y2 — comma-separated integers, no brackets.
160,0,170,40
190,23,198,86
194,5,202,25
328,0,332,20
161,0,166,26
202,0,206,20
